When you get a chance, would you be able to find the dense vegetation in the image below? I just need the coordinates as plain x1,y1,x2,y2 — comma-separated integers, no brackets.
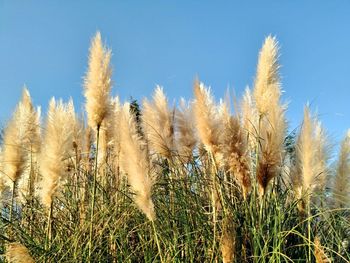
0,33,349,262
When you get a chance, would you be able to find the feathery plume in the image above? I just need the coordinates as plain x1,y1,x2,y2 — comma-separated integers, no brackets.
84,31,112,130
120,103,155,220
253,36,287,195
3,87,40,187
221,115,251,198
39,98,74,207
193,79,222,157
16,88,41,201
5,243,35,263
332,130,350,207
175,98,197,161
253,36,280,115
142,86,174,159
240,87,258,151
292,107,329,204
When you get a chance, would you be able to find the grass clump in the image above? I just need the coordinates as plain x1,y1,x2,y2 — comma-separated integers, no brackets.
0,33,349,262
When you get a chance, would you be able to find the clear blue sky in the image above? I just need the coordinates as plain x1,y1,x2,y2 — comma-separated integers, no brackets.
0,1,349,144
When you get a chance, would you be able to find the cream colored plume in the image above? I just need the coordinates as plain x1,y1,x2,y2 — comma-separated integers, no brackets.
2,87,40,185
39,98,74,208
221,115,251,198
253,36,287,195
175,98,197,160
240,87,258,151
193,79,223,157
142,86,174,159
292,107,329,201
16,88,41,201
84,31,112,129
5,243,35,263
332,130,350,207
119,103,155,220
253,35,281,115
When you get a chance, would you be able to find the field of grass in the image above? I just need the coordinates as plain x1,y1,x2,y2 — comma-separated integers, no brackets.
0,33,349,262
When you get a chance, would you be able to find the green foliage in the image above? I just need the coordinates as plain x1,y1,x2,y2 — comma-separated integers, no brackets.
1,150,349,262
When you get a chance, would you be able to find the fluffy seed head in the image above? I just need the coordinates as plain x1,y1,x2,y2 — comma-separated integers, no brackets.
221,116,251,198
253,35,281,115
2,87,40,183
142,86,174,159
193,79,222,156
120,103,155,220
292,107,329,202
175,98,197,161
240,87,258,151
253,36,286,195
84,32,112,129
332,130,350,207
39,98,74,207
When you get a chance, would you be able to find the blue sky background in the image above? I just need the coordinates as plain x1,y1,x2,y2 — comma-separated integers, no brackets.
0,1,349,146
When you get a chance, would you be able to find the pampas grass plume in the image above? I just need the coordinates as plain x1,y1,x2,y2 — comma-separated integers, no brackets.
292,106,329,207
84,31,112,129
39,98,74,207
253,35,280,115
253,36,286,195
193,79,222,156
2,87,40,184
333,130,350,207
142,86,174,159
221,116,251,198
175,98,197,160
120,103,155,220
